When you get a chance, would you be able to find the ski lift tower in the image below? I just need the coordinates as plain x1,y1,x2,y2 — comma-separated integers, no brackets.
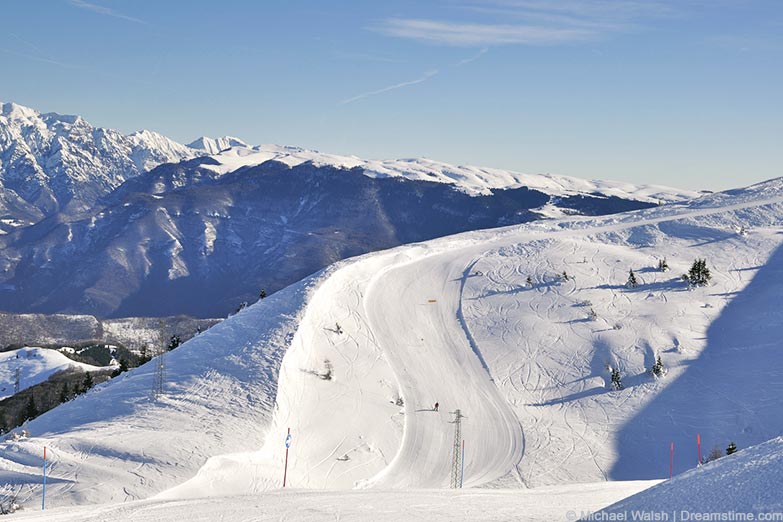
449,409,466,488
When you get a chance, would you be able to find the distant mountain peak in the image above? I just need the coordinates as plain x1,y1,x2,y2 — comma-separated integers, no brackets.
1,101,40,120
188,136,250,155
0,101,197,225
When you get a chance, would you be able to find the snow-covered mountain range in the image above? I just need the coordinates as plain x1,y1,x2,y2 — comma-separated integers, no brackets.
0,102,197,228
0,102,701,318
1,170,781,518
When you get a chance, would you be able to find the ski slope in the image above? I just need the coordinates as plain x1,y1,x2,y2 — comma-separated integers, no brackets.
9,481,659,521
2,178,783,515
166,177,783,498
0,348,112,400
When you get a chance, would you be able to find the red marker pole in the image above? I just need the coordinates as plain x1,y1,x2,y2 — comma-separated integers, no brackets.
42,446,47,510
697,433,702,466
283,428,291,488
669,442,674,479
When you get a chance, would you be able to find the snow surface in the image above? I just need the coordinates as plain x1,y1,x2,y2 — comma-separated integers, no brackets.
9,481,658,521
595,437,783,517
0,347,110,400
199,144,700,201
2,175,783,518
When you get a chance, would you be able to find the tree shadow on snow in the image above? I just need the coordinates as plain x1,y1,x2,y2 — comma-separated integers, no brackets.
610,241,783,480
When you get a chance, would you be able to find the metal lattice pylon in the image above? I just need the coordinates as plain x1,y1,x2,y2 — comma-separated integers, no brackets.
152,349,166,400
449,409,465,488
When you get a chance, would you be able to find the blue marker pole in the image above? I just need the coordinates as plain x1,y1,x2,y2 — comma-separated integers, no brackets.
283,428,291,487
42,447,47,510
460,440,465,488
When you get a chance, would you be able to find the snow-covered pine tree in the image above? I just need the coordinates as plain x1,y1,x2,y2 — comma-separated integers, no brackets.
626,269,638,288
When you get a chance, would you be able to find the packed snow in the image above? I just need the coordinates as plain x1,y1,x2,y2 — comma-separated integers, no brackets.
594,436,783,519
8,481,658,521
2,176,783,519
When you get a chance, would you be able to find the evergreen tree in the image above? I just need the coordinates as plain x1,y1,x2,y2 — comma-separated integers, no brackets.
688,258,712,286
24,395,38,422
610,368,624,390
138,344,152,365
259,288,267,299
111,358,129,378
651,355,665,377
626,269,638,288
167,334,182,351
657,258,669,272
726,442,738,455
59,383,70,404
81,372,94,394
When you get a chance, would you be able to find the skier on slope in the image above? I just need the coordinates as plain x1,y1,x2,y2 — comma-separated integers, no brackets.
434,402,439,412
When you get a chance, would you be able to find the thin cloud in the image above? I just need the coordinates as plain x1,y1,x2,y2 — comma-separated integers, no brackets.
1,48,82,70
375,18,595,46
455,47,489,66
339,69,439,105
375,1,678,47
68,0,147,24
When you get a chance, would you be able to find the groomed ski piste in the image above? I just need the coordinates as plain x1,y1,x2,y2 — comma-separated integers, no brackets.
3,177,783,520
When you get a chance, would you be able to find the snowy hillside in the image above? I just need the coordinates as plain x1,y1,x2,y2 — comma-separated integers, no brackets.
595,436,783,517
2,176,782,514
0,102,197,227
0,157,680,318
0,347,111,400
201,144,700,201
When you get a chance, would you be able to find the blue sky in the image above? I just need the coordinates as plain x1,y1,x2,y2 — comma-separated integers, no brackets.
1,0,781,190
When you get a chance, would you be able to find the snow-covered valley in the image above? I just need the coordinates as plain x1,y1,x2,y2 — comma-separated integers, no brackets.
2,174,783,519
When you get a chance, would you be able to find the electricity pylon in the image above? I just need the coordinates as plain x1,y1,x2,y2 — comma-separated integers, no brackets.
450,409,465,488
